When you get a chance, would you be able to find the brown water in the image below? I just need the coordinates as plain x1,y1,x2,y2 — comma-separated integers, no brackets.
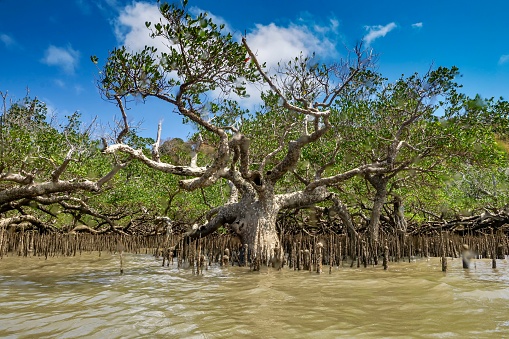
1,254,509,338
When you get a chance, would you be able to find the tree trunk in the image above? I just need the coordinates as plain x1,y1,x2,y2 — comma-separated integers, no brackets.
368,181,388,245
393,196,407,233
231,201,280,269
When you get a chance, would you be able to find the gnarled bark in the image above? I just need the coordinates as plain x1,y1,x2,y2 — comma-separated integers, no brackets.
230,200,280,266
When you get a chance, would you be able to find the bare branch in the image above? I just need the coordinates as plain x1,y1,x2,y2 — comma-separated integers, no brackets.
104,144,206,178
152,120,162,162
190,134,203,168
305,163,387,192
0,173,34,185
267,115,331,185
115,95,129,143
242,37,328,118
0,215,45,229
259,122,297,173
185,202,241,241
51,148,74,182
97,161,128,188
330,194,358,238
60,200,119,232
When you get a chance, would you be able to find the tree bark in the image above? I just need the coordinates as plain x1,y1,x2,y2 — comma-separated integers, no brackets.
230,200,280,267
368,177,388,245
393,196,408,233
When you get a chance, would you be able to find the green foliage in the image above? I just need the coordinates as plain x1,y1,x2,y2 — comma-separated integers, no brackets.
0,95,98,223
87,4,509,233
0,96,88,176
238,64,509,224
96,1,261,131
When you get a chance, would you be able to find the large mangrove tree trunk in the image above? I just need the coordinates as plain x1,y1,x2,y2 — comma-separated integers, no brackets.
231,201,280,268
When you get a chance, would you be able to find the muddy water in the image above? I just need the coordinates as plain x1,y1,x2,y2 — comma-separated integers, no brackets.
1,254,509,338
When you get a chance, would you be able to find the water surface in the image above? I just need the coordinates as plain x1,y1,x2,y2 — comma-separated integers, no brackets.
1,254,508,338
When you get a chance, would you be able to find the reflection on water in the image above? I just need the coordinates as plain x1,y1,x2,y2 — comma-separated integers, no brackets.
1,253,509,338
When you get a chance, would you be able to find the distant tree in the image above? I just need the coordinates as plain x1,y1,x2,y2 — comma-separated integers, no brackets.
329,69,506,244
0,91,124,232
429,95,509,217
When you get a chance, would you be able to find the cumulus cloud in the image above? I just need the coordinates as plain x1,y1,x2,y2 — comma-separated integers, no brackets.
412,22,423,28
246,23,337,69
41,45,80,74
114,2,169,52
115,2,339,64
499,54,509,65
237,21,339,107
0,33,15,47
115,4,234,53
112,2,341,108
363,22,397,45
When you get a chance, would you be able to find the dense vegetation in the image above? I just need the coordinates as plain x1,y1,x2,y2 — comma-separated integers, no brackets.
1,3,508,264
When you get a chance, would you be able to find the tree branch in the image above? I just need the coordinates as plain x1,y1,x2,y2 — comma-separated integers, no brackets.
305,163,387,192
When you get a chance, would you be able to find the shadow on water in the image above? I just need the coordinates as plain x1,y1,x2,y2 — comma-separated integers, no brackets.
1,254,509,338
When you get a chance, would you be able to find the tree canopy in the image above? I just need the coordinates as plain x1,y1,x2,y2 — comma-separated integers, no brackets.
93,2,509,264
1,3,508,266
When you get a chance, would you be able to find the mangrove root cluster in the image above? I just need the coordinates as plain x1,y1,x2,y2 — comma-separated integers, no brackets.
1,230,507,272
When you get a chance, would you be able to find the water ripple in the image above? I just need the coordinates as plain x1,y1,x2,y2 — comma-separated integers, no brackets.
1,255,509,338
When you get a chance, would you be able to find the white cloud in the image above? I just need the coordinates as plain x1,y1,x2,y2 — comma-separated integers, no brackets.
312,18,339,34
0,33,15,47
115,2,340,68
412,22,423,28
41,45,80,74
223,22,338,108
114,2,169,52
112,2,340,108
499,54,509,65
330,18,340,31
246,23,337,70
115,2,338,66
363,22,397,46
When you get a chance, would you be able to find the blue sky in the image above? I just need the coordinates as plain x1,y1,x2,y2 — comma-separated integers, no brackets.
1,0,508,140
